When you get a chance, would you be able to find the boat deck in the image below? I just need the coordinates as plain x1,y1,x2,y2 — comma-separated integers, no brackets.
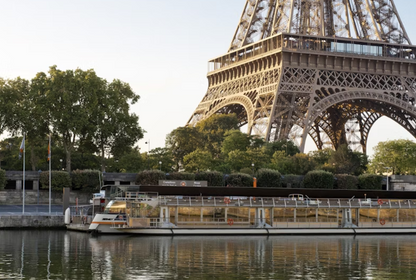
155,196,416,209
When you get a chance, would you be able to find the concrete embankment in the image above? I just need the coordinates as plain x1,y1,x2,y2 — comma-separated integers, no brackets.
0,215,65,229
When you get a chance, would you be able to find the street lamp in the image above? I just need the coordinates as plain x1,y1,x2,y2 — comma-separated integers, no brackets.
252,163,254,176
145,140,150,170
59,159,63,171
385,167,391,191
159,161,162,171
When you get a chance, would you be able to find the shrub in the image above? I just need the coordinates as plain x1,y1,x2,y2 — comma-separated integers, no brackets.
166,172,195,181
282,174,304,188
136,170,166,185
195,171,224,187
0,169,5,190
335,174,358,189
358,174,383,190
226,173,253,187
303,170,334,189
256,168,282,188
71,170,101,193
239,167,253,175
39,171,71,192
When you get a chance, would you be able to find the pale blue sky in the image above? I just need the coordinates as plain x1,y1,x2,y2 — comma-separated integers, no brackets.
0,0,414,158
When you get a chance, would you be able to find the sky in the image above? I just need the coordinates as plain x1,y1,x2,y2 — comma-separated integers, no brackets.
0,0,415,159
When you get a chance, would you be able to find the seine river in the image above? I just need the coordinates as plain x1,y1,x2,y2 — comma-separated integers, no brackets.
1,230,416,279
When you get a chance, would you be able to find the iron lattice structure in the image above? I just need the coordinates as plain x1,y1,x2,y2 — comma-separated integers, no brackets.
188,0,416,153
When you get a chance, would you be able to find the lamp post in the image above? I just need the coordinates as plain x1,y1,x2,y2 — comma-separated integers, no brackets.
59,159,63,171
385,167,390,191
159,161,162,171
252,163,254,176
145,140,150,170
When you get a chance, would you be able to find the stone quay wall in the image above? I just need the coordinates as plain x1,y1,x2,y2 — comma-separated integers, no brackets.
0,190,91,205
0,215,65,228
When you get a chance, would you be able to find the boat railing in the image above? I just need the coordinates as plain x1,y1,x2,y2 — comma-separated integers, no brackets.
158,196,416,209
114,192,159,201
68,205,93,224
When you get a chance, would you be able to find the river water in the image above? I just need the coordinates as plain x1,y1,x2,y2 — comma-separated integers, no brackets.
0,230,416,279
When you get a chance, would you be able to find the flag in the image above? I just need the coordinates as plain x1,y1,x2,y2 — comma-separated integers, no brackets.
47,136,51,161
19,136,25,160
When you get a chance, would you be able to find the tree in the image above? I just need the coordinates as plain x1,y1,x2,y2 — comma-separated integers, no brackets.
91,79,143,171
264,139,300,157
148,147,175,172
221,130,250,156
196,114,239,158
166,126,202,171
37,66,102,172
309,148,333,166
31,66,143,172
0,78,23,135
183,149,213,172
328,144,367,175
226,150,250,172
369,139,416,175
290,153,315,175
271,151,293,174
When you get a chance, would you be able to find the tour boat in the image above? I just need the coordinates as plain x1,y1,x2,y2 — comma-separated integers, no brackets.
88,189,416,235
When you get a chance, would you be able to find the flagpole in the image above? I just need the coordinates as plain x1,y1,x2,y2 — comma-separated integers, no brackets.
22,135,25,215
49,135,52,214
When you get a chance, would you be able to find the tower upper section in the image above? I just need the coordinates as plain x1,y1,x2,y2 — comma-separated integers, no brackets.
229,0,411,52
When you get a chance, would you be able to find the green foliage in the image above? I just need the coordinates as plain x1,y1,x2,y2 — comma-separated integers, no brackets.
147,147,174,172
166,172,195,181
239,167,253,175
226,150,250,172
183,149,213,172
282,174,304,188
328,144,368,175
271,151,292,174
71,170,101,193
335,174,358,190
369,139,416,175
358,174,383,190
195,171,224,186
264,140,300,157
135,170,166,185
221,130,250,155
303,170,335,189
256,168,282,188
225,173,253,187
290,153,315,175
309,148,333,166
0,169,5,190
196,114,239,158
39,171,71,192
166,126,202,171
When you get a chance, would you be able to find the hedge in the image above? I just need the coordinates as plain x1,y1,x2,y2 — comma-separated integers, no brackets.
0,169,5,190
256,168,282,188
195,171,224,187
225,173,253,187
358,174,383,190
71,170,101,193
136,170,166,185
39,171,72,192
166,172,195,181
335,174,358,190
282,174,304,188
303,170,335,189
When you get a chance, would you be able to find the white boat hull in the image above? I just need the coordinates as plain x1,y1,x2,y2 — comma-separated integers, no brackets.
115,227,416,235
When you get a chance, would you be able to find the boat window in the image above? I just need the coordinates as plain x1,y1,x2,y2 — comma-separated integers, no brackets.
104,201,126,214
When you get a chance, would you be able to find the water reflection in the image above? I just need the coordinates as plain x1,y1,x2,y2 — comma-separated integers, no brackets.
1,231,416,279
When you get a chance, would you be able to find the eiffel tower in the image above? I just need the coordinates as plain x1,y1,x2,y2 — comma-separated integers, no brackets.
188,0,416,154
